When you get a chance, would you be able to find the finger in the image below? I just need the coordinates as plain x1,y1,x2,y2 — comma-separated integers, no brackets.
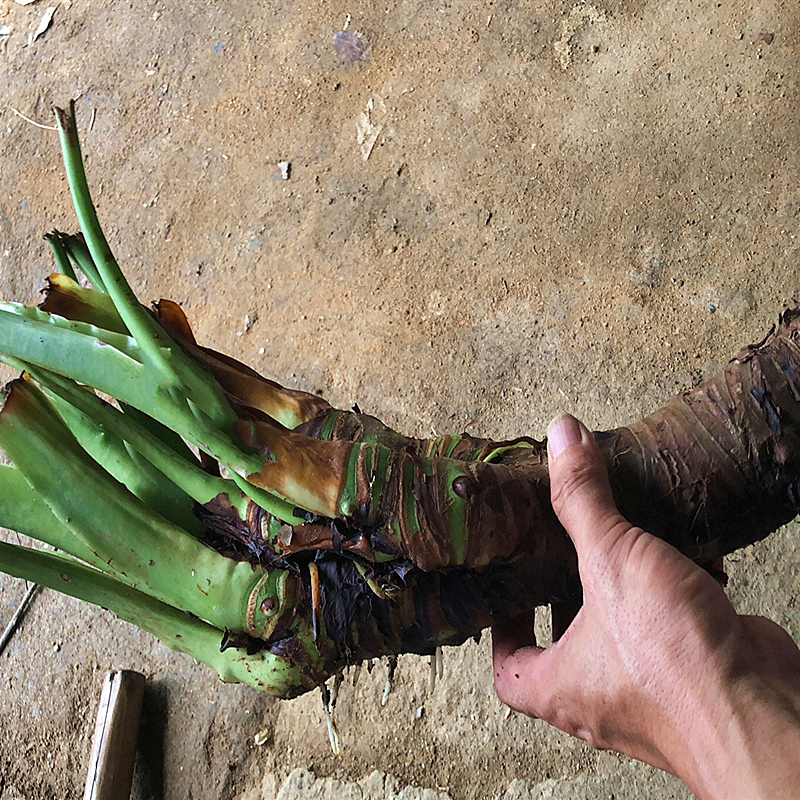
492,633,555,718
491,611,537,662
551,595,582,642
547,414,631,557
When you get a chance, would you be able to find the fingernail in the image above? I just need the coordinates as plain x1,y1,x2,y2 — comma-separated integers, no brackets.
547,414,584,460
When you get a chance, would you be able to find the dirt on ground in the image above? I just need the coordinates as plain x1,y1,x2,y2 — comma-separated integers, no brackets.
0,0,798,798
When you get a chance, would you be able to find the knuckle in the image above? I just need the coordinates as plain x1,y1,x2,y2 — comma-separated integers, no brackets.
550,456,604,514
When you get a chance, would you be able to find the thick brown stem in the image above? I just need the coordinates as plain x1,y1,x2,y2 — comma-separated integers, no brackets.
308,308,800,664
601,308,800,561
380,308,800,578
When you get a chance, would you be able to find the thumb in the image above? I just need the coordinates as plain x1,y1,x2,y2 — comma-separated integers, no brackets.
547,414,631,557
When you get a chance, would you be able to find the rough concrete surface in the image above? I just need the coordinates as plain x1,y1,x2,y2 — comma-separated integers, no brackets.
0,0,798,798
261,762,690,798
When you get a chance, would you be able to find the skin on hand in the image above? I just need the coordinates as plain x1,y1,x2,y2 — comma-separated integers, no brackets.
492,414,800,800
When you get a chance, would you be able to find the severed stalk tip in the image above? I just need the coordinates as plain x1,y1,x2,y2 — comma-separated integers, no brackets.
53,105,74,134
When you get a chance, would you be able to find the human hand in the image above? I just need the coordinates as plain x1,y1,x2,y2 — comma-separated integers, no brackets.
492,414,800,799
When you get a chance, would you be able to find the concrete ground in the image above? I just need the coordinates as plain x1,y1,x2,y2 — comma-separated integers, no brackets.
0,0,798,797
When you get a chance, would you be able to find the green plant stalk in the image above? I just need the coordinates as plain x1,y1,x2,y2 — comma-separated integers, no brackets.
54,103,242,436
58,233,108,293
54,103,171,368
0,302,141,353
119,401,202,466
13,358,248,518
0,540,318,696
32,276,356,522
46,394,207,536
44,233,78,282
26,361,298,550
34,273,259,468
0,379,282,635
53,104,296,516
39,272,254,467
0,305,303,523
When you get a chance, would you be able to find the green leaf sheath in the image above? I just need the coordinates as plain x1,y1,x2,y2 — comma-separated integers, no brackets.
40,283,330,435
0,379,285,638
0,541,317,696
0,463,101,565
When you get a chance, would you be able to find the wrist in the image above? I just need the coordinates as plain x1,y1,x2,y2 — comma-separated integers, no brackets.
668,669,800,799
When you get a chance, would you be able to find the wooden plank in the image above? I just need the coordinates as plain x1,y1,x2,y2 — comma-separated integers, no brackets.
84,670,146,800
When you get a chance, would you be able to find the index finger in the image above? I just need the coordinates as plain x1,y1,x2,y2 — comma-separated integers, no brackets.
491,628,557,720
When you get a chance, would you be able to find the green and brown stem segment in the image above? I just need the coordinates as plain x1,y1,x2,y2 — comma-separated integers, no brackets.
177,303,800,680
231,307,800,581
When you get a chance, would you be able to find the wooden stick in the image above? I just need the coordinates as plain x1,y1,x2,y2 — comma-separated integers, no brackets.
0,582,40,657
84,670,146,800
